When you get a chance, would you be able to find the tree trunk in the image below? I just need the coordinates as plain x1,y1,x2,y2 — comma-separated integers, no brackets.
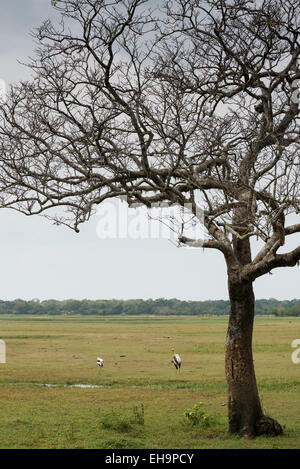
225,278,282,437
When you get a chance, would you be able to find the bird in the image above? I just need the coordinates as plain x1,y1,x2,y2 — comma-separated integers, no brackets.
171,348,181,371
97,357,104,367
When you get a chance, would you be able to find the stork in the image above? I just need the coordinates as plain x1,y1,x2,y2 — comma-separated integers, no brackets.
97,357,104,367
171,348,181,371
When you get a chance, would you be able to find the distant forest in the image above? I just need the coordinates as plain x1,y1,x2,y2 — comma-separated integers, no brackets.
0,298,299,316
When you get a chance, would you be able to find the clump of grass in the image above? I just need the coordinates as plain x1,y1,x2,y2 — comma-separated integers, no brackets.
101,436,145,449
62,423,76,442
132,403,145,425
100,403,145,433
183,402,218,428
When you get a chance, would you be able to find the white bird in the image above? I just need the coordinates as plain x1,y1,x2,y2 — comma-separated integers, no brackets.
97,357,104,367
171,348,181,371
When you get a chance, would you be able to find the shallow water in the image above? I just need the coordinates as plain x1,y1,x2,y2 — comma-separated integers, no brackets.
0,382,104,389
42,383,104,389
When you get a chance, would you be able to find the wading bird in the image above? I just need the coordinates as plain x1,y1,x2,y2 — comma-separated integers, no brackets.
171,348,181,371
97,357,104,368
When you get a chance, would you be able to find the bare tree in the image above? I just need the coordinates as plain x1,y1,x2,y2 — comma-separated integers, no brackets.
0,0,299,437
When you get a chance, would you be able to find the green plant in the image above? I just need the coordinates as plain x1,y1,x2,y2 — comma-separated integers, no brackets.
101,437,144,449
132,404,145,425
183,402,217,428
100,404,145,433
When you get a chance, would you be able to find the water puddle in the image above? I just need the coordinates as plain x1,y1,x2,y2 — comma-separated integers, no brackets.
44,383,104,389
0,382,104,389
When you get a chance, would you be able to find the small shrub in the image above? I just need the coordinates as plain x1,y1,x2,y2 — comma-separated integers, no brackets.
132,404,145,425
100,409,131,432
100,404,145,433
183,402,217,428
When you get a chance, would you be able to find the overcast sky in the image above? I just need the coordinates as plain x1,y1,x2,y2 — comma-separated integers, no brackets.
0,0,298,302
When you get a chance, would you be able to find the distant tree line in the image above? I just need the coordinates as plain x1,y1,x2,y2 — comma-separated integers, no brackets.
0,298,299,316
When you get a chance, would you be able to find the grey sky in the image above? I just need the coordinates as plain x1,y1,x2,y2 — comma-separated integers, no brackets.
0,0,299,301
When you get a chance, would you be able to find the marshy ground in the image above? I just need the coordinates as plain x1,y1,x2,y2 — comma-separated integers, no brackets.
0,315,299,448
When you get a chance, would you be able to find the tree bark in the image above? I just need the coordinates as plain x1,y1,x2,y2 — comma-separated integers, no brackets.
225,277,283,437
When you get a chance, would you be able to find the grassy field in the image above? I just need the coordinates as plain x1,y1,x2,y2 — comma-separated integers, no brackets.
0,315,300,449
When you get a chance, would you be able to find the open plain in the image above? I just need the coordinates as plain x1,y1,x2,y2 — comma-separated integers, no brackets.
0,315,299,449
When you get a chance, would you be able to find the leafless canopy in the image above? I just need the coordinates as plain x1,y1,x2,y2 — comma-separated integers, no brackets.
0,0,299,281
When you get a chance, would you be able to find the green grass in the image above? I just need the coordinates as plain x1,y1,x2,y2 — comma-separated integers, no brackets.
0,315,300,448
